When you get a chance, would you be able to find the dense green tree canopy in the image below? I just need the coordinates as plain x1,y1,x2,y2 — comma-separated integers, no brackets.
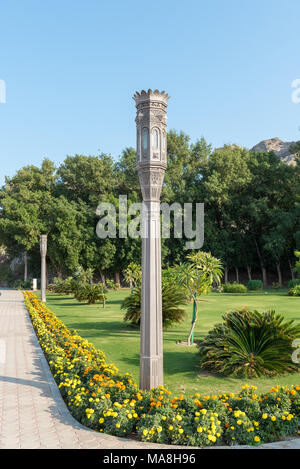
0,131,299,286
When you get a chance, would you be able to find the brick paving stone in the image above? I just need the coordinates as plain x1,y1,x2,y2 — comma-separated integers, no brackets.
0,288,299,450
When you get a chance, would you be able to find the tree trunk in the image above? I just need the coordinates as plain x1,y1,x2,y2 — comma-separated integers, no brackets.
24,251,28,282
115,271,120,288
99,269,106,285
246,265,252,281
224,266,228,284
276,261,282,286
187,300,198,346
261,266,268,289
235,266,239,284
57,271,62,279
288,258,295,280
254,239,268,288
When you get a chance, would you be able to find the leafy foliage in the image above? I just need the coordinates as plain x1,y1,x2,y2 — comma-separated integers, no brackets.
223,282,247,293
288,284,300,296
172,251,223,344
198,309,300,378
247,280,263,291
121,280,188,328
287,278,300,290
75,283,107,304
123,262,141,288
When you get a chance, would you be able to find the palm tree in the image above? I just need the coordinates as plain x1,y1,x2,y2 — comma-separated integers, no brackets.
173,251,223,346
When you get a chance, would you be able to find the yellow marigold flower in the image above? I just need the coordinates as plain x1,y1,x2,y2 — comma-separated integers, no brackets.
271,416,276,422
237,420,242,425
178,429,184,434
254,436,260,443
169,426,173,431
262,413,268,419
197,427,203,433
143,429,148,436
157,426,162,433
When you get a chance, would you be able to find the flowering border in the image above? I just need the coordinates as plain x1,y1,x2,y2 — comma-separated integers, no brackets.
23,291,300,447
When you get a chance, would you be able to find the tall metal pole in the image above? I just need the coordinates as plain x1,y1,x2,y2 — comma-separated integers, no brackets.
40,235,47,303
133,89,169,390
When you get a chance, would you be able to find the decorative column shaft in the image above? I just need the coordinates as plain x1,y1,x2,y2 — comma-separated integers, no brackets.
133,89,169,390
40,235,47,303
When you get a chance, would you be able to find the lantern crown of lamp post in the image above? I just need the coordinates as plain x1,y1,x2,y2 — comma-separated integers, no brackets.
133,89,170,105
133,89,169,390
40,234,47,256
133,89,169,203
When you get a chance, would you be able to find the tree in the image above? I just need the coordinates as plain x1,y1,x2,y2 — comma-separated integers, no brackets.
294,251,300,278
56,153,116,205
123,262,141,291
46,196,89,277
173,251,223,346
0,159,56,279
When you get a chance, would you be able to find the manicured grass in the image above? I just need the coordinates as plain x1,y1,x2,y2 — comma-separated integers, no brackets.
39,289,300,396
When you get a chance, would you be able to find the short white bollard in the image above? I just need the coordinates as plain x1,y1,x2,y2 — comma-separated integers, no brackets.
32,278,37,291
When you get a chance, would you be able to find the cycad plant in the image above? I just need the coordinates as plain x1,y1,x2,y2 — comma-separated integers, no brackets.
121,278,188,328
75,283,107,305
198,308,300,378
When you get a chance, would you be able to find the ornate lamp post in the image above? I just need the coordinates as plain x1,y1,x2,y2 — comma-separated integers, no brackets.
40,234,47,303
133,89,170,390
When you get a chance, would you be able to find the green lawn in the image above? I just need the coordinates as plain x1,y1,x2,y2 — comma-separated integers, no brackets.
39,289,300,396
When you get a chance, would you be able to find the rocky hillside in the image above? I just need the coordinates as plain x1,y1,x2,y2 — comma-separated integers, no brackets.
251,137,297,165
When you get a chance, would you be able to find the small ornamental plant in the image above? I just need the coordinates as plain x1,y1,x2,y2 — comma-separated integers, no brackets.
223,282,247,294
247,280,263,291
289,284,300,297
23,292,300,447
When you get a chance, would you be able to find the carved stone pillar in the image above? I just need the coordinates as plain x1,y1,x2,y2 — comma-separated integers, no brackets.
133,89,169,390
40,235,47,303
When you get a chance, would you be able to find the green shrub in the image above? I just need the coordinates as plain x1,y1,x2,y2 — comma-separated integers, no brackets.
13,279,32,290
288,284,300,296
247,279,263,291
75,283,107,304
198,309,300,378
223,282,247,293
122,280,188,328
48,276,78,295
288,278,300,290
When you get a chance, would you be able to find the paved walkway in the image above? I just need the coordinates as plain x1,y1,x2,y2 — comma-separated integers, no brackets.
0,288,299,450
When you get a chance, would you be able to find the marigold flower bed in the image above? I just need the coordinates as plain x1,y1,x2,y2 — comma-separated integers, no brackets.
24,291,300,447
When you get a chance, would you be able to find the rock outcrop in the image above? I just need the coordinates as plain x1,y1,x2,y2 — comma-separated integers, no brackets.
251,137,297,165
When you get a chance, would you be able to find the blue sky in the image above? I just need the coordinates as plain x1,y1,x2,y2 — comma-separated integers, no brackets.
0,0,300,185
